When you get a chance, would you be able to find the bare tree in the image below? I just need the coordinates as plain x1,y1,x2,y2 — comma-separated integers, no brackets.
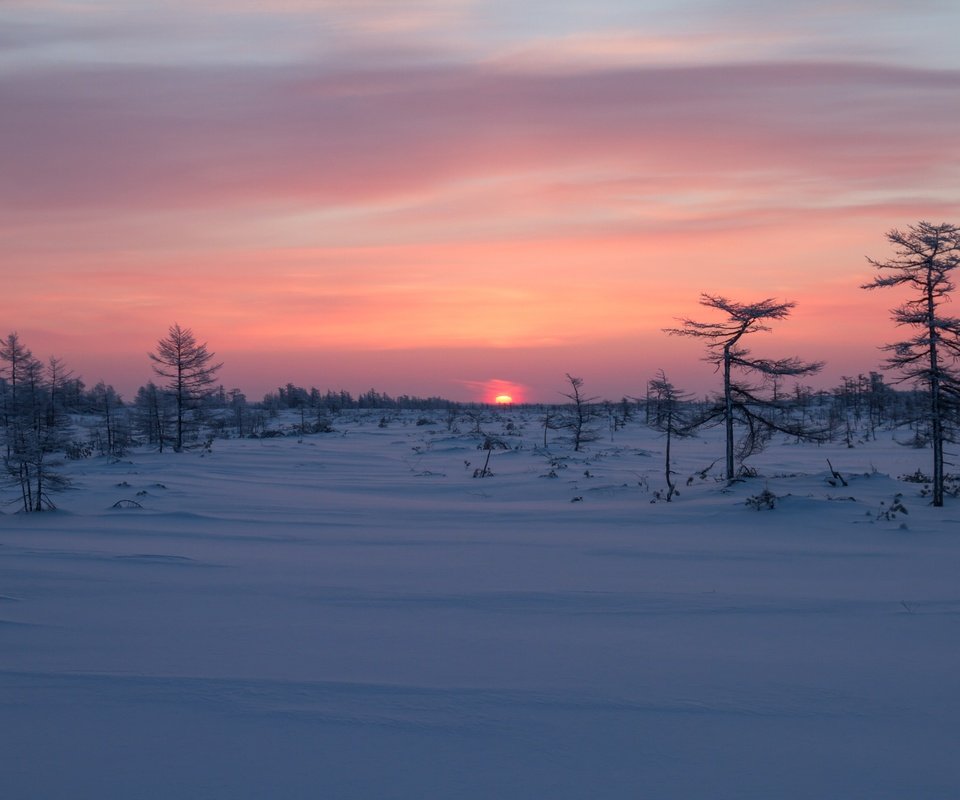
45,356,74,425
862,221,960,506
228,388,248,437
647,371,697,501
90,381,128,457
0,334,69,511
665,294,824,480
134,381,173,451
149,324,223,452
540,409,563,448
560,374,600,452
0,332,35,438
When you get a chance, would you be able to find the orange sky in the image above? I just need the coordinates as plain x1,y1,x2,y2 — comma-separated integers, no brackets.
2,1,959,402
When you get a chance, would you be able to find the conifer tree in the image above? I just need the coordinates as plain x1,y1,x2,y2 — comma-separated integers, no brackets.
647,371,696,501
862,221,960,506
149,324,223,452
560,374,600,452
665,295,823,480
0,333,69,510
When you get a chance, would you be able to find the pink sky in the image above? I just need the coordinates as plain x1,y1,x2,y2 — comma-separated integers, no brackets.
2,1,959,402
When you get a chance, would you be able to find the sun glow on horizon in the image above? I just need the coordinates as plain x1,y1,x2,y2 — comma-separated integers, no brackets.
476,379,527,405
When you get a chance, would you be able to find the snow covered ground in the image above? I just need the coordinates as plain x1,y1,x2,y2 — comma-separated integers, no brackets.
2,410,959,798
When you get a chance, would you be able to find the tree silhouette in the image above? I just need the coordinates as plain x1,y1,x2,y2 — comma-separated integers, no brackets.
647,370,697,501
665,294,823,480
560,374,600,452
862,221,960,506
149,324,223,452
0,333,70,510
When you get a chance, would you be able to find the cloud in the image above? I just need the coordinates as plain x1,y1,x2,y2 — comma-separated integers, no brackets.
2,60,958,221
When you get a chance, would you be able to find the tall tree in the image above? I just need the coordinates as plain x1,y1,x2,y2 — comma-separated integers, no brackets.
862,221,960,506
90,381,126,457
134,381,171,451
45,356,74,425
149,324,223,451
560,373,600,452
0,332,35,433
665,294,823,480
647,371,697,501
0,333,69,511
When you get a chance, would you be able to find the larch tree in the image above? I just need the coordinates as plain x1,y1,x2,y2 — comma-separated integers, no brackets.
149,324,223,452
646,370,697,501
134,381,172,451
862,221,960,507
0,333,69,511
0,332,34,434
665,294,824,481
45,356,74,426
560,374,600,452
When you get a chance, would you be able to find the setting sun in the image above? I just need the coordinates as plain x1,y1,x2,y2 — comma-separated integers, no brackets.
494,394,513,405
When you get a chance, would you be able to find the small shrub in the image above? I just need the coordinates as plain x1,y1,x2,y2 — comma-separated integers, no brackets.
65,441,93,460
539,454,567,479
745,487,778,511
651,488,677,502
472,435,507,478
900,469,930,484
907,473,960,499
875,494,908,521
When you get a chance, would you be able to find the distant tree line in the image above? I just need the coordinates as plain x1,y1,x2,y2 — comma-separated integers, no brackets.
262,385,456,413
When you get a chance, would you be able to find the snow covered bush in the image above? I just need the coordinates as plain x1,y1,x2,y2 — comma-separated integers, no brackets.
745,487,778,510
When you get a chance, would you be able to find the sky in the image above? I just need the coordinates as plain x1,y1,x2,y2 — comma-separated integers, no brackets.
2,0,959,403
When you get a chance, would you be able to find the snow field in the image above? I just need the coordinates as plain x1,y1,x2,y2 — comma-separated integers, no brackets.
1,410,958,798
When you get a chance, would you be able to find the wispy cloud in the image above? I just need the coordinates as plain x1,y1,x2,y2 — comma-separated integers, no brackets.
3,61,957,218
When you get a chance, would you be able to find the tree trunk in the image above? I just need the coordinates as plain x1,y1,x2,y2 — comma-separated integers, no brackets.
723,344,735,480
19,461,30,512
928,278,944,506
664,419,675,501
176,383,184,451
34,456,43,512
